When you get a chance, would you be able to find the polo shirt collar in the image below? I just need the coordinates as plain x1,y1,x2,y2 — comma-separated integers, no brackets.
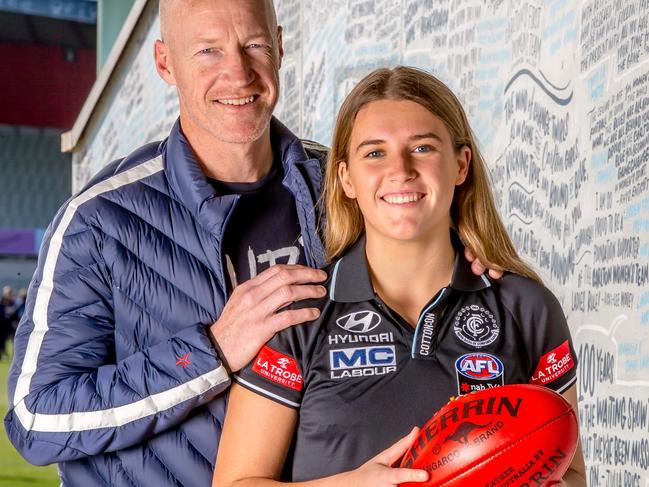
163,116,318,234
448,232,493,292
329,231,491,303
329,236,374,303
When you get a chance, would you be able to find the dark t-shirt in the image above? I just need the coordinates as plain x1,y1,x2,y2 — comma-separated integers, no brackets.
236,235,578,481
209,161,306,294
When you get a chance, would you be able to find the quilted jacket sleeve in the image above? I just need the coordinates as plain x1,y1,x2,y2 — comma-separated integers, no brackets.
4,199,230,466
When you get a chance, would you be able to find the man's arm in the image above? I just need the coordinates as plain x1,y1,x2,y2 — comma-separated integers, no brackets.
463,247,503,279
209,264,327,373
5,199,328,467
4,204,230,466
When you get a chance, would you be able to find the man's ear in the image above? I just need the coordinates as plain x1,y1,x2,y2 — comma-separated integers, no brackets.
338,161,356,199
154,40,177,85
456,145,471,185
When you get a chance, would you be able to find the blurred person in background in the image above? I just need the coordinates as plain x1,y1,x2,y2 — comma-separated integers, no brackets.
0,285,16,360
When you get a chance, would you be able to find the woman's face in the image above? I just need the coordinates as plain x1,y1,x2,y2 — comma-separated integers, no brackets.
339,98,470,245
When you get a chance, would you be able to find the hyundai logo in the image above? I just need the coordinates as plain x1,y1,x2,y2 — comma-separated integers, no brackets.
336,311,381,333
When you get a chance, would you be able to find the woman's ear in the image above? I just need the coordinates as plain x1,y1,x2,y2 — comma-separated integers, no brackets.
456,146,471,185
338,161,357,199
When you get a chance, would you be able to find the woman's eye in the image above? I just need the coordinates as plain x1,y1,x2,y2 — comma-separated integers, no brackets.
366,150,383,158
198,48,215,55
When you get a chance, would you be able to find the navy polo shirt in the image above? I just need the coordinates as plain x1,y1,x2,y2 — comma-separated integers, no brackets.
235,235,577,481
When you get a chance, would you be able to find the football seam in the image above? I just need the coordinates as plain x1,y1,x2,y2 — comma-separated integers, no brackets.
438,408,576,487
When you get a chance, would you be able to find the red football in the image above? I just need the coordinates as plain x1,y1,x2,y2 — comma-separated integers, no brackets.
399,384,578,487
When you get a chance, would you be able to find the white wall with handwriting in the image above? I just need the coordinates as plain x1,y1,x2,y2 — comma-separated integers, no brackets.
72,1,649,482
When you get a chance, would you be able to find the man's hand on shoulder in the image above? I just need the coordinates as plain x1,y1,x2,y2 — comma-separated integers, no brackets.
463,247,504,280
208,264,327,373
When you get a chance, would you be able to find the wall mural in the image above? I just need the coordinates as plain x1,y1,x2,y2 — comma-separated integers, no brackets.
72,0,649,483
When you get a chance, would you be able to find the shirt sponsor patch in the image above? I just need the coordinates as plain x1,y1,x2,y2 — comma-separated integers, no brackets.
329,345,397,379
336,310,382,333
455,353,504,395
453,305,499,348
252,346,303,391
530,340,575,386
327,332,394,345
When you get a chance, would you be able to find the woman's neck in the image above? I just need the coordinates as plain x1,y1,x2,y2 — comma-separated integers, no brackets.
365,230,456,327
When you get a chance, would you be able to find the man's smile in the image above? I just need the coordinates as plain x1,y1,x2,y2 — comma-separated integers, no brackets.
215,95,257,106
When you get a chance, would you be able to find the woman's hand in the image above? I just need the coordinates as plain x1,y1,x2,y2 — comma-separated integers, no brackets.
337,427,429,486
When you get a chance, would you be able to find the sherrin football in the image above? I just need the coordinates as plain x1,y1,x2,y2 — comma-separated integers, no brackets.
399,384,578,487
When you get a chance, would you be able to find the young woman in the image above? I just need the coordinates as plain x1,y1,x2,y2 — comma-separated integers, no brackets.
213,66,586,487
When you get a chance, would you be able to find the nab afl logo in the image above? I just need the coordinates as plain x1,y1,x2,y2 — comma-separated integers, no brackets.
336,311,381,333
455,353,504,380
453,305,499,347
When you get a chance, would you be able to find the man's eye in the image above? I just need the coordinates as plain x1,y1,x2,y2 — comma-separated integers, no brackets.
198,48,215,55
247,43,269,50
414,145,434,153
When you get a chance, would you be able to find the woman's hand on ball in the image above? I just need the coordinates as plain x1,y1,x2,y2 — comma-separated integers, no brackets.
338,427,429,486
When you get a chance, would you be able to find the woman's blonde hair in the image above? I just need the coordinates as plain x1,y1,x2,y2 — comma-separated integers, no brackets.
323,66,541,282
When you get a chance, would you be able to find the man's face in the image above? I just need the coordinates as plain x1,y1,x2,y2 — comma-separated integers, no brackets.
156,0,283,145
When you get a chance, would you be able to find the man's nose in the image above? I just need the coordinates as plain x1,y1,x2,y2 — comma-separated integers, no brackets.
222,48,254,86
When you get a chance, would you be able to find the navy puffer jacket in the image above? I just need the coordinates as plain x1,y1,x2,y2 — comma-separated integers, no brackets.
5,118,327,486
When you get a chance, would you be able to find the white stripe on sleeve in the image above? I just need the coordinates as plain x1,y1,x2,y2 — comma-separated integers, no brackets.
11,156,231,432
233,376,300,408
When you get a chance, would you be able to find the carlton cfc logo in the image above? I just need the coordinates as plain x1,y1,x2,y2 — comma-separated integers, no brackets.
453,305,499,347
455,353,504,380
336,311,382,333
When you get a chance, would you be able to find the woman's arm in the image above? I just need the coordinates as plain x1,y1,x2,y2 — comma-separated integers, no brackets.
213,384,429,487
213,383,296,486
559,384,587,487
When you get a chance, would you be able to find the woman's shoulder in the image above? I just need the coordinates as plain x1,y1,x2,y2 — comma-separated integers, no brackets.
494,271,563,314
287,262,338,312
275,263,339,361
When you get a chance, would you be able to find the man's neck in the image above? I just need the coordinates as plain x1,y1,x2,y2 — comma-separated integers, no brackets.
181,121,274,184
365,229,455,327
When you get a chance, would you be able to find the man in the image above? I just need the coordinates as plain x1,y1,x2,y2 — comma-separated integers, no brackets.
6,2,326,484
5,1,494,485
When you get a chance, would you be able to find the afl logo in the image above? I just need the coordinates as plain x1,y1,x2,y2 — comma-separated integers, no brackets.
453,305,499,347
455,353,504,380
336,311,381,333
